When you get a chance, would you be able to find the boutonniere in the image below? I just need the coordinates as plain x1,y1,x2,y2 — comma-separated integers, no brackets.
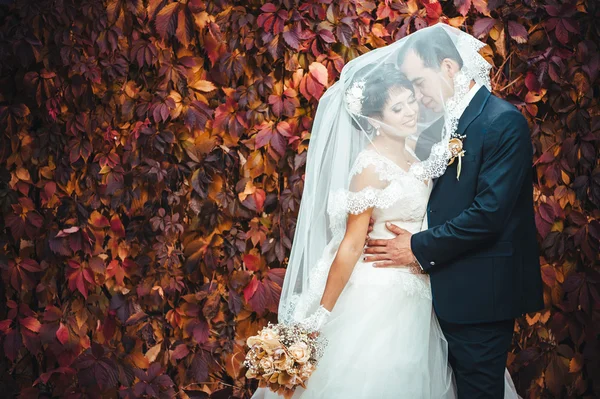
448,134,466,180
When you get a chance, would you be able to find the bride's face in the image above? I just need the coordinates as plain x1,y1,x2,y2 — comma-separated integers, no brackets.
380,87,419,137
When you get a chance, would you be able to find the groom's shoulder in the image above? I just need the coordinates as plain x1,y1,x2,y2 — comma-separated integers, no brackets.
482,94,530,142
486,92,519,114
485,93,527,123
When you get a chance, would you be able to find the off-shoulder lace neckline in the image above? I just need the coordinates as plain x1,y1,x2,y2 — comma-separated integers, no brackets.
361,148,430,187
361,148,410,174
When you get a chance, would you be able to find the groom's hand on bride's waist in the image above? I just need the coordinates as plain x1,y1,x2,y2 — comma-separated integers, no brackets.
363,222,424,273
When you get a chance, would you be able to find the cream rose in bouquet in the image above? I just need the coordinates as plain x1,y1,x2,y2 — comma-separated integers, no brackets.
244,306,330,398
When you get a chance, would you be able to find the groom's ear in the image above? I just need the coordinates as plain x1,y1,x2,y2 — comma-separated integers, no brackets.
440,58,461,79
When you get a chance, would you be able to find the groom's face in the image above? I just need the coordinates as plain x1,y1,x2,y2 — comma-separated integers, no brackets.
400,49,454,113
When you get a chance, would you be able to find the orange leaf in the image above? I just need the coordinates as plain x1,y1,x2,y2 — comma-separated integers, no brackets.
145,343,162,363
130,351,150,369
20,317,41,333
89,210,110,229
16,167,31,181
569,353,583,373
190,80,217,92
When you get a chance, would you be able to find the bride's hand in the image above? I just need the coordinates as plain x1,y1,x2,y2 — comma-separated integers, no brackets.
298,305,331,332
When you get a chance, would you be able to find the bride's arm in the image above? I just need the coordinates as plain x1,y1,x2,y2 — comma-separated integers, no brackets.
319,209,373,312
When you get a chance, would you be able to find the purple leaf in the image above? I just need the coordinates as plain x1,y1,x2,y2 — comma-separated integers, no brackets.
473,18,496,39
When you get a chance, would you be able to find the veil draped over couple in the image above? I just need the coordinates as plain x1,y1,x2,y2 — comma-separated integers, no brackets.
251,24,544,399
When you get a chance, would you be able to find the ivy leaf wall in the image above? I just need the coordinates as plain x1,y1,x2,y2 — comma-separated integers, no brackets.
0,0,598,398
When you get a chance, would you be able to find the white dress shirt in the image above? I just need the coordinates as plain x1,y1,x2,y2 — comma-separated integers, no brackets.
458,81,482,118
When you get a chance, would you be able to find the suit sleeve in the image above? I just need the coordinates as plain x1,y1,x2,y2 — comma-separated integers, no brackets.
411,110,533,272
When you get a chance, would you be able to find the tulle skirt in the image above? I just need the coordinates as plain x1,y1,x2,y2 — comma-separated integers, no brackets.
250,264,520,399
252,263,454,399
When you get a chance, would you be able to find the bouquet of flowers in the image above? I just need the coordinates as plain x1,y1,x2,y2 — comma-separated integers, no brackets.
244,307,330,398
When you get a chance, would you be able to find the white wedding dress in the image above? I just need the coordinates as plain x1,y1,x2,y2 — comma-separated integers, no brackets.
251,149,520,399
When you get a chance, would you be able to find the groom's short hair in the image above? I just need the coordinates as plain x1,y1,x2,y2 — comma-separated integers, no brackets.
397,26,463,70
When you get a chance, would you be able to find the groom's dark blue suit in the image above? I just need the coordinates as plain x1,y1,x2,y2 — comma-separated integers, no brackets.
411,86,544,398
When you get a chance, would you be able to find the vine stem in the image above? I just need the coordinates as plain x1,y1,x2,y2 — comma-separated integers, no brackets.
498,75,523,92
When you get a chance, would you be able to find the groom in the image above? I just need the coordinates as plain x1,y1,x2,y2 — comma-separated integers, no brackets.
363,26,544,398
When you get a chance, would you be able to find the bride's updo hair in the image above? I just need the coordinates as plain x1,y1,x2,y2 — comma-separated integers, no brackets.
348,63,414,133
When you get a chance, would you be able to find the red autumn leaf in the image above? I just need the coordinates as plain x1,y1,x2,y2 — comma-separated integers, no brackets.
257,4,287,35
422,0,442,25
525,71,542,93
110,215,126,237
0,319,12,333
183,99,213,130
192,318,209,344
254,121,287,157
283,24,301,50
56,323,69,345
252,189,266,213
268,88,299,118
20,317,41,333
214,97,247,138
66,259,93,299
243,254,261,271
244,269,285,315
300,62,328,101
0,0,597,395
248,279,269,314
318,29,336,44
155,2,180,40
176,4,194,47
243,276,259,303
106,260,126,286
267,268,286,286
172,344,190,360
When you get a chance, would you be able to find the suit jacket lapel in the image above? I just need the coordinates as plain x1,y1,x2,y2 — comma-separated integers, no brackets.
456,85,491,136
430,86,491,193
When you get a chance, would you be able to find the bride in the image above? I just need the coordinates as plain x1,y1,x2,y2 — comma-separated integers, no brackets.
250,25,519,399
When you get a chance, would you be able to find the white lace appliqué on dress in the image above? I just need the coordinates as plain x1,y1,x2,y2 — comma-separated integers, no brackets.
327,149,432,298
282,149,433,324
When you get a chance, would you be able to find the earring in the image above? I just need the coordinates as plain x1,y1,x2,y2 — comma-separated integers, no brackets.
373,124,381,136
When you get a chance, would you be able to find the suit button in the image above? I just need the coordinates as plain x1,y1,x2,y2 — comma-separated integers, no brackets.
430,261,435,266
